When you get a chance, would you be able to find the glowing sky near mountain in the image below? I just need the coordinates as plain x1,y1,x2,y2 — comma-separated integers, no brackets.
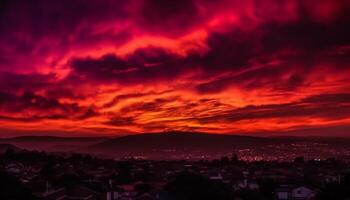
1,0,350,136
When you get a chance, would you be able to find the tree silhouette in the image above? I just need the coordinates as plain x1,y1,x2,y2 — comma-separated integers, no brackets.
0,170,35,200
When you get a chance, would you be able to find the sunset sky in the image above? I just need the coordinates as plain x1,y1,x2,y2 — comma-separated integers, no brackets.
1,0,350,137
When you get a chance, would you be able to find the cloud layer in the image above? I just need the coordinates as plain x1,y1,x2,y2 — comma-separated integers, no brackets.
1,0,350,136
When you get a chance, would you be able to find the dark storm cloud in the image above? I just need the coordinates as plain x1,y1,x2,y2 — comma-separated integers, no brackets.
0,0,129,38
68,48,197,84
71,54,134,81
260,17,350,54
102,89,173,108
105,116,136,126
138,0,201,36
195,65,304,94
44,87,86,100
0,0,132,72
0,91,96,121
195,13,350,93
0,72,88,101
303,93,350,104
0,72,54,92
198,93,350,124
120,97,180,113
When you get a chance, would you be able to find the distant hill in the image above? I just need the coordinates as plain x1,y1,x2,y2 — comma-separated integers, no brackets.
82,132,297,159
2,132,350,160
0,144,21,153
0,136,107,152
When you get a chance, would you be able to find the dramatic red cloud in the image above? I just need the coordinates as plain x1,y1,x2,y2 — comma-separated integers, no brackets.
1,0,350,137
